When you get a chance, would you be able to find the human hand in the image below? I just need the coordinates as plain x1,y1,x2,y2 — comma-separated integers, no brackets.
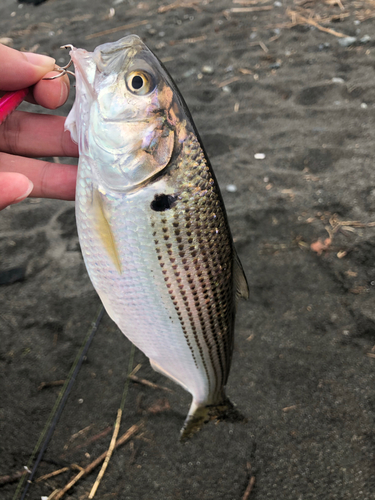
0,43,79,211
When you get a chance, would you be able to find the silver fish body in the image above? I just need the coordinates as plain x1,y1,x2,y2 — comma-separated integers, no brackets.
65,35,248,439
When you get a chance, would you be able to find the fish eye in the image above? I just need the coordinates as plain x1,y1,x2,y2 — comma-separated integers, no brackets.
126,70,155,96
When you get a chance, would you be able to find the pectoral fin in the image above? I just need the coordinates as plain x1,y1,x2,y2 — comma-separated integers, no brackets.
92,189,122,273
233,249,249,301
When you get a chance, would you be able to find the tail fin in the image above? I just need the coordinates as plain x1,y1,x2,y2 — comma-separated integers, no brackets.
180,398,245,441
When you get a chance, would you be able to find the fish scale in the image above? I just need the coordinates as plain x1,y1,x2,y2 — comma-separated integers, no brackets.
66,35,248,439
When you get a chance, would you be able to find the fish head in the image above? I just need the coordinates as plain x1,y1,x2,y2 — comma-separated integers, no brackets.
66,35,190,192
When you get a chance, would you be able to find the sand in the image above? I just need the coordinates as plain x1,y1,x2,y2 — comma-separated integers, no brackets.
1,0,375,499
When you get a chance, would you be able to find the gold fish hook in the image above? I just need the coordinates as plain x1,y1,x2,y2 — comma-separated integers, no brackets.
43,45,75,80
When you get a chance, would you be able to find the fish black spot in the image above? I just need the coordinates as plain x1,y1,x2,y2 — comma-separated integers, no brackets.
151,193,178,212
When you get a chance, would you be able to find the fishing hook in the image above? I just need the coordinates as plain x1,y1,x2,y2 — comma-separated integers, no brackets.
43,45,76,80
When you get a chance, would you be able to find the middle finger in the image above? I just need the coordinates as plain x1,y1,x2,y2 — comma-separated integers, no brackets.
0,111,78,158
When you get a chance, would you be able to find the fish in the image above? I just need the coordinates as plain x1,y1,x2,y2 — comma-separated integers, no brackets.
65,35,249,440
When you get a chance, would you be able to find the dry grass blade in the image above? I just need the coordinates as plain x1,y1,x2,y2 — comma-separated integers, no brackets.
129,374,174,392
158,1,203,13
282,405,298,412
217,76,240,88
169,35,207,45
36,467,70,483
0,469,27,486
53,422,143,500
38,380,65,391
85,20,149,40
233,0,270,4
88,409,123,498
287,9,347,37
61,426,113,458
225,5,273,13
242,476,256,500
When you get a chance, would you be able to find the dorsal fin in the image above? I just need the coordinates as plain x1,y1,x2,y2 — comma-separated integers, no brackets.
233,249,249,301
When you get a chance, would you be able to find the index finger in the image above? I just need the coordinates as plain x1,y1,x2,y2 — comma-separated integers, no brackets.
0,44,56,91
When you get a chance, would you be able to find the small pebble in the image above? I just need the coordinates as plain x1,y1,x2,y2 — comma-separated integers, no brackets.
225,65,234,73
338,36,357,47
222,86,231,93
159,31,165,37
201,65,214,75
183,68,196,78
360,35,371,44
274,1,282,6
332,77,345,84
254,153,266,160
226,184,237,193
318,42,330,51
361,102,368,109
269,62,281,69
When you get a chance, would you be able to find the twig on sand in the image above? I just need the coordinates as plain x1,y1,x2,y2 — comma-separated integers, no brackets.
35,467,70,483
169,35,207,45
0,469,28,486
129,363,173,392
242,475,256,500
129,374,174,392
38,380,66,391
218,76,240,88
287,9,347,37
233,0,270,4
60,426,113,458
158,1,204,13
53,423,143,500
226,6,273,12
85,20,149,40
88,409,123,498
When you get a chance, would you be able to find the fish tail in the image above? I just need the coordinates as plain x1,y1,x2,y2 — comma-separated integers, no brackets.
180,397,245,441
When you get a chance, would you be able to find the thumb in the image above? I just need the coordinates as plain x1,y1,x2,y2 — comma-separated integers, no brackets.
0,172,34,210
0,44,55,91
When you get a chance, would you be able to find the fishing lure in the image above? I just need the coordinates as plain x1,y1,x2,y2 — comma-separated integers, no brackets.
0,88,29,125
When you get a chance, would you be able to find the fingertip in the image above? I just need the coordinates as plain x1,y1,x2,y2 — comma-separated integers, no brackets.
0,172,33,210
32,73,70,109
14,178,34,202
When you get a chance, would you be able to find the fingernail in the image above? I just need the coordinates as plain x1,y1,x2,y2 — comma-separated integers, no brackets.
24,52,55,69
14,180,34,202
